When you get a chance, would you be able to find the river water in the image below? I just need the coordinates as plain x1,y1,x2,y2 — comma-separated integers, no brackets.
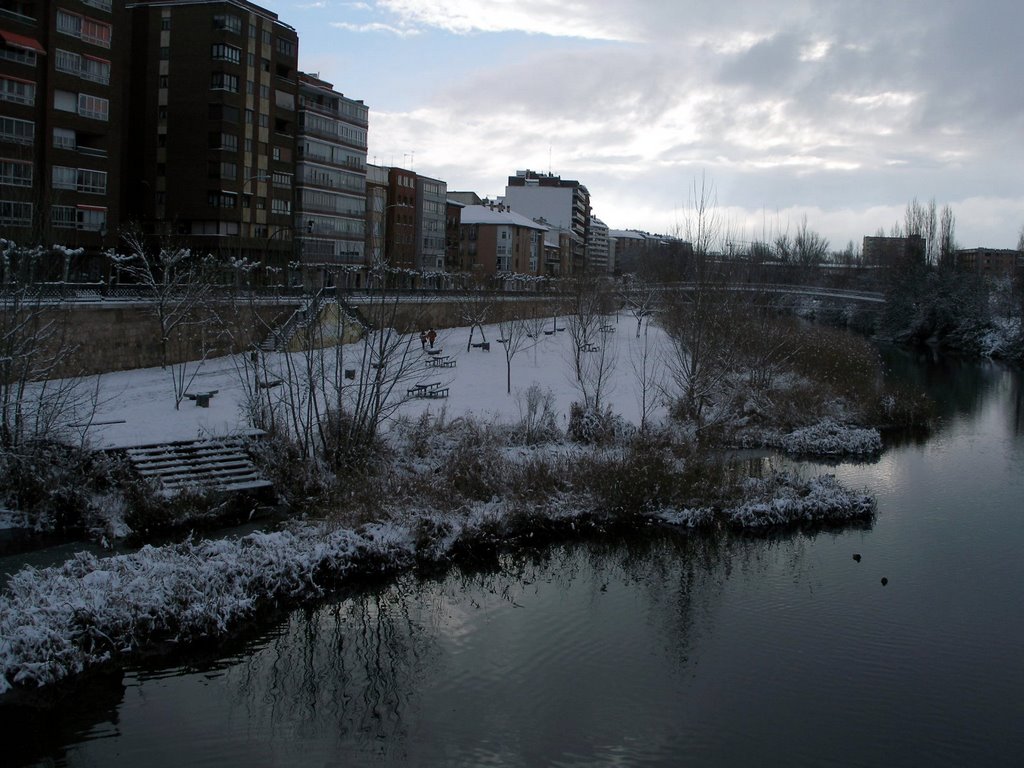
7,348,1024,767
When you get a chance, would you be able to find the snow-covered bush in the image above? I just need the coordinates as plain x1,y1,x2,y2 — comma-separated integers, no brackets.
724,472,876,527
780,420,882,456
568,402,633,445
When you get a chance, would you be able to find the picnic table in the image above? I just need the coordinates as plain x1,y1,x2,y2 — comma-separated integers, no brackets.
185,389,219,407
471,341,490,351
407,382,449,399
428,355,456,368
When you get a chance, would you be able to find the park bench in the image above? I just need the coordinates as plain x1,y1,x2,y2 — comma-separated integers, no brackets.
428,355,456,368
407,382,449,399
471,341,490,351
184,389,219,407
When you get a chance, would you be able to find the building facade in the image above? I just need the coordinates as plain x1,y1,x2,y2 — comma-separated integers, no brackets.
1,0,121,280
123,0,299,280
586,215,610,273
503,169,590,274
458,202,546,278
955,247,1022,278
295,70,367,289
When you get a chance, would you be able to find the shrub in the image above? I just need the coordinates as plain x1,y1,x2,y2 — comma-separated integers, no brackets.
568,402,633,445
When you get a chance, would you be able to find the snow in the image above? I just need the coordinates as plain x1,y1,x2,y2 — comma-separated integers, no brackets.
82,313,667,450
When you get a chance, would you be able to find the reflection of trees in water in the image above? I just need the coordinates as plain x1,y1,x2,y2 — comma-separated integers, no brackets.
224,580,439,759
1011,373,1024,436
879,345,1002,422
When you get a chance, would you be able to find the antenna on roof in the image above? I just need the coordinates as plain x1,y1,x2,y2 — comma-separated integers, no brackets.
548,144,552,176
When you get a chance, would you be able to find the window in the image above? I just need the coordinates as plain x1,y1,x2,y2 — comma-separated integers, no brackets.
56,10,82,37
276,37,295,57
0,76,34,105
244,108,254,125
81,56,111,84
81,18,111,47
249,23,256,39
246,80,254,95
78,93,109,120
55,49,80,75
0,159,32,187
246,52,254,67
271,198,291,214
82,0,113,12
209,160,237,180
0,200,32,226
159,46,169,60
209,103,239,123
272,146,281,161
0,41,37,67
78,206,106,231
209,132,238,151
272,172,291,188
161,17,171,30
53,127,76,150
207,191,237,208
158,105,168,120
261,30,271,45
211,43,241,64
212,14,241,34
52,205,77,229
54,89,77,112
52,166,77,189
244,138,253,153
259,84,269,99
77,168,107,194
258,114,269,129
261,58,270,72
210,72,239,92
159,75,169,88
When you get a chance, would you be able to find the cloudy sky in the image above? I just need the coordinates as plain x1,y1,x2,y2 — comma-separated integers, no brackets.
263,0,1022,250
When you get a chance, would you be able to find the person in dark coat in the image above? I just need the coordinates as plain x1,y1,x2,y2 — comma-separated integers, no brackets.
427,328,437,348
420,330,427,350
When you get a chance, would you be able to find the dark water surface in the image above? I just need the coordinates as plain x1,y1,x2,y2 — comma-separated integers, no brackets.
8,349,1024,766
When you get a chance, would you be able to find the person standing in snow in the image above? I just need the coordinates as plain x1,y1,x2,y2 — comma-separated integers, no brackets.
427,328,437,348
420,330,427,350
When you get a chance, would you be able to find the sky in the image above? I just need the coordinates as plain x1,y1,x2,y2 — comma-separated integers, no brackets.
261,0,1023,250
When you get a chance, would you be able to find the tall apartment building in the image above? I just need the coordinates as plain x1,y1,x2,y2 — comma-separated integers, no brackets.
587,215,609,273
295,70,367,289
862,235,925,268
123,0,299,278
1,0,120,280
416,172,445,272
503,169,590,274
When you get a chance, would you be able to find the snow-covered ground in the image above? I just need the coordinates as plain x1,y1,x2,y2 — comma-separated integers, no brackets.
85,313,667,449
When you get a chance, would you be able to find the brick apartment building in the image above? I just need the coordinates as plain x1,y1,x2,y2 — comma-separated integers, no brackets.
122,0,299,281
458,202,546,278
1,0,121,280
955,247,1023,278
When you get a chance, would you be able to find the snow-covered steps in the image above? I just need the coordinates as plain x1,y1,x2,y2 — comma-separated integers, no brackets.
120,436,272,496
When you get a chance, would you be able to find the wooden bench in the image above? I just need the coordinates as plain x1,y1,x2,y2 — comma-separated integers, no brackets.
428,355,456,368
471,341,490,351
407,382,449,399
185,389,219,407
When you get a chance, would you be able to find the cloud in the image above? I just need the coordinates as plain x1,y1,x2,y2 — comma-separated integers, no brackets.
330,20,420,36
376,0,641,41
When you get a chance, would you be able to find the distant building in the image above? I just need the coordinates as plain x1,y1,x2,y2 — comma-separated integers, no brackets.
447,190,482,207
955,247,1022,278
503,169,590,274
416,172,446,272
458,202,547,278
445,199,463,273
862,235,925,268
587,216,610,273
295,71,367,289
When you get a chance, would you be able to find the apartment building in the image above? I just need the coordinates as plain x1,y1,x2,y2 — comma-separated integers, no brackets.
503,170,590,274
295,70,367,289
1,0,120,280
459,202,546,278
123,0,299,279
587,215,610,273
416,172,446,272
955,247,1023,278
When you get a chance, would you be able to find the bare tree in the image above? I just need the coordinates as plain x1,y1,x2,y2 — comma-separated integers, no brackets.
0,240,92,448
628,312,664,432
497,315,534,395
562,273,610,384
620,276,659,338
108,230,213,409
455,276,494,352
938,205,957,271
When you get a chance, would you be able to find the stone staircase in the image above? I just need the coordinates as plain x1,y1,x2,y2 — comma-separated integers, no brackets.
122,435,272,497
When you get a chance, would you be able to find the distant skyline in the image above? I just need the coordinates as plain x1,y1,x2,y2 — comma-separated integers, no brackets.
262,0,1023,249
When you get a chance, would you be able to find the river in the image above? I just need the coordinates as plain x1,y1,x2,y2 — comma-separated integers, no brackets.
6,348,1024,766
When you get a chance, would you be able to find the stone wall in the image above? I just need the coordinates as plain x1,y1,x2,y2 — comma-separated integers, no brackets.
32,294,566,378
